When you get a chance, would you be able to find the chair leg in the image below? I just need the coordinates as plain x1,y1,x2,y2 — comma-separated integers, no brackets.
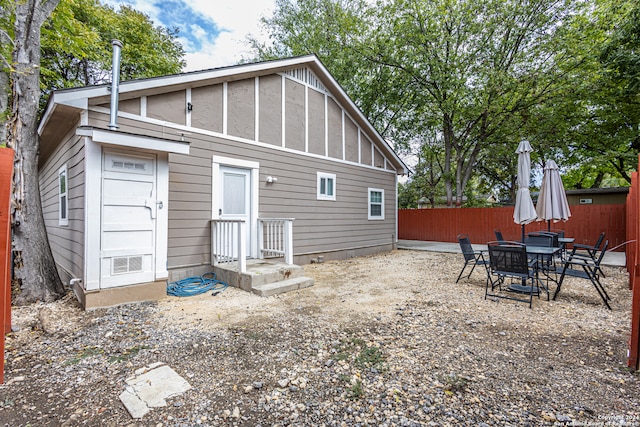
587,266,611,309
456,261,470,283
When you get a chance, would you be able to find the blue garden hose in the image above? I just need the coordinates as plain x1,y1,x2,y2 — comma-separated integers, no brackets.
167,272,228,297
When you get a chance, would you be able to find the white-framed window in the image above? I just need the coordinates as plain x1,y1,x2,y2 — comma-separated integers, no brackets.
59,164,68,226
317,172,336,201
368,188,384,220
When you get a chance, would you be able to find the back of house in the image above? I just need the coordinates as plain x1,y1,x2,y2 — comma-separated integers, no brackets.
37,54,407,308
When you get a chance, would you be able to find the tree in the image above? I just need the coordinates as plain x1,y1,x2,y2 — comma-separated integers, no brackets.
39,0,185,108
1,0,186,303
4,0,64,303
251,0,592,206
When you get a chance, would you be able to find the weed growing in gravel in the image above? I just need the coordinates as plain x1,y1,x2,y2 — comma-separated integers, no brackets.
108,345,149,363
441,372,470,394
356,345,386,371
334,337,387,372
64,346,103,365
347,379,364,399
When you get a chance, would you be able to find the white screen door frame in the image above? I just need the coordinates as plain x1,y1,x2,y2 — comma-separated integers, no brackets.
212,156,259,259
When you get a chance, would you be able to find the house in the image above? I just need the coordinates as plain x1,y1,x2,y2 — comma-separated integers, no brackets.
565,187,629,205
37,54,408,309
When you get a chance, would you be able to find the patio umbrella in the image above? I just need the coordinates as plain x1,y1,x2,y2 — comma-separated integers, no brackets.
536,159,571,230
513,140,537,241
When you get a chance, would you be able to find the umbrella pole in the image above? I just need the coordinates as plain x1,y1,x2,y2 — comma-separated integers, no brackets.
548,220,551,231
521,224,525,243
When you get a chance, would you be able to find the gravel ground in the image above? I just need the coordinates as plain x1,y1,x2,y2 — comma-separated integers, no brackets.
1,249,639,427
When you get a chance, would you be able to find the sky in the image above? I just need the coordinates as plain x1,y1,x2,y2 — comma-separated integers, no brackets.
103,0,277,71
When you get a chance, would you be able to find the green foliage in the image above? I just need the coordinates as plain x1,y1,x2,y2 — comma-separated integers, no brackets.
40,0,185,97
346,379,364,399
251,0,638,198
64,346,103,365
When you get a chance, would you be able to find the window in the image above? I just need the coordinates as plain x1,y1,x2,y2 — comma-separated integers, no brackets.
59,165,68,226
317,172,336,201
368,188,384,220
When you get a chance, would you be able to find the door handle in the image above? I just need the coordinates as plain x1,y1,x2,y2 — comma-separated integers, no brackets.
219,208,222,216
144,199,157,219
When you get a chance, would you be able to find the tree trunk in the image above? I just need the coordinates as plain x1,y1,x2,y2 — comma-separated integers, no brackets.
0,70,7,146
9,0,63,304
443,114,454,207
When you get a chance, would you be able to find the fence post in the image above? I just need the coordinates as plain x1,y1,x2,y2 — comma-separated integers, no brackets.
0,148,14,384
629,161,640,370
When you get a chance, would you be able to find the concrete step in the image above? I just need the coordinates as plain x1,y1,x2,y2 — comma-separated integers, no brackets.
213,260,310,293
252,276,315,297
243,262,306,287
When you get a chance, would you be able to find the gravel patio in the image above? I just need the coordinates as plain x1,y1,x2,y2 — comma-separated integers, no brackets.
1,248,638,426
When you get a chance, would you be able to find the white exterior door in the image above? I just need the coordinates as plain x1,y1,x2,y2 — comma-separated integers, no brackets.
100,152,157,288
218,165,252,257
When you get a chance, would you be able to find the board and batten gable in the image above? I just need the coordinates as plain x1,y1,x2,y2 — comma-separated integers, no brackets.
38,124,86,286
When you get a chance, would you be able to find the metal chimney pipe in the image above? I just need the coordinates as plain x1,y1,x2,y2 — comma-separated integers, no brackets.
108,39,123,130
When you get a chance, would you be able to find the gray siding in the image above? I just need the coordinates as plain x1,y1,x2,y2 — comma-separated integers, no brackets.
227,79,255,140
191,85,223,132
166,132,398,266
345,117,359,163
361,134,373,166
148,90,186,125
284,78,305,152
38,128,85,283
307,88,325,156
259,75,282,146
327,98,342,160
84,64,402,270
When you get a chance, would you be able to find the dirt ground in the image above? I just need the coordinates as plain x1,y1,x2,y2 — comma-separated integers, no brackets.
1,249,639,426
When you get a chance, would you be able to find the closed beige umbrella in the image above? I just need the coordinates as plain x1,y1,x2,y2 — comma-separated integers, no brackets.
514,140,537,241
536,159,571,229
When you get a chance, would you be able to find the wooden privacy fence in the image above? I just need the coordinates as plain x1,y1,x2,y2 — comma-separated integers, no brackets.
0,148,13,384
399,204,627,250
627,161,640,370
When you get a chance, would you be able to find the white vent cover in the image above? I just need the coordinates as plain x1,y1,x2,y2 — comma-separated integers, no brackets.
113,256,143,274
283,67,327,92
112,160,146,171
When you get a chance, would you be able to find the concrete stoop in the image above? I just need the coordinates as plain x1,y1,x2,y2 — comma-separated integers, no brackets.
213,259,314,296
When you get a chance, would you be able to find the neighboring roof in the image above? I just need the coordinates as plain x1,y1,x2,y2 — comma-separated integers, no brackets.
565,187,629,195
40,54,408,174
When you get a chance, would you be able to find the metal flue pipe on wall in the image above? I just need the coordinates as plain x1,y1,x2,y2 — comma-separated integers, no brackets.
108,40,123,130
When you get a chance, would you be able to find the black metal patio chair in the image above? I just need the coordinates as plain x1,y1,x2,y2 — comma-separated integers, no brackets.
456,234,490,284
572,231,606,278
486,241,539,308
554,240,611,310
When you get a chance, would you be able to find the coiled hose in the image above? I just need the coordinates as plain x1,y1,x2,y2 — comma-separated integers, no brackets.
166,272,228,297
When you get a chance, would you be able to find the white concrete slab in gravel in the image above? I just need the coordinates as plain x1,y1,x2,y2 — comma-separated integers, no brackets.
119,363,192,419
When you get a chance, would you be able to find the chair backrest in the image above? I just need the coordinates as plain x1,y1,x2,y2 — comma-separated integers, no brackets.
487,241,529,275
530,231,559,247
494,229,505,243
594,232,606,250
457,234,476,261
548,228,565,238
525,233,553,247
596,240,609,265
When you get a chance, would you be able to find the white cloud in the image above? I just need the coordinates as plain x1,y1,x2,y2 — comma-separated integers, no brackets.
182,0,275,70
102,0,276,71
